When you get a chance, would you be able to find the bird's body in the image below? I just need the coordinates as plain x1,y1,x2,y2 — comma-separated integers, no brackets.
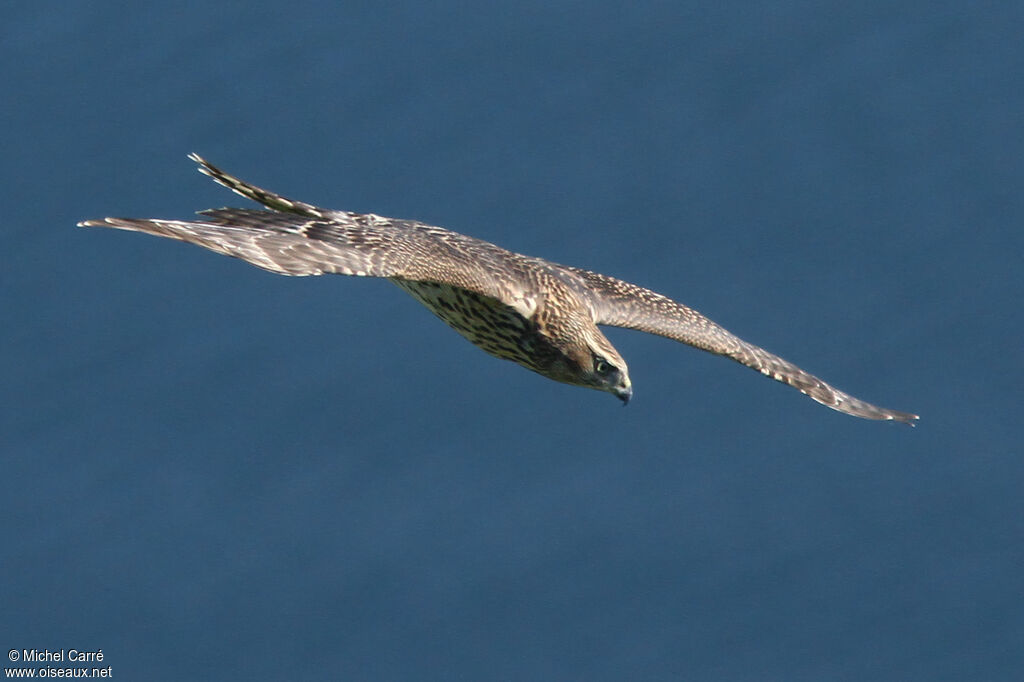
391,280,537,368
79,155,918,424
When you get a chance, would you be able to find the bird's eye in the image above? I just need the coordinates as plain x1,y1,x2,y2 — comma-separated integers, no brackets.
594,358,613,375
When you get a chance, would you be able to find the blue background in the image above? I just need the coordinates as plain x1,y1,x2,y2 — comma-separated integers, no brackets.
3,2,1022,679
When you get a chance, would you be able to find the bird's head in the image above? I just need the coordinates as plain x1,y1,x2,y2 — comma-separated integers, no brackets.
549,321,632,404
587,346,633,404
525,285,632,403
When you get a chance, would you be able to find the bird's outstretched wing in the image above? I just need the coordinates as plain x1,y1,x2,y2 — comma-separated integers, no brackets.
79,155,530,310
566,267,919,424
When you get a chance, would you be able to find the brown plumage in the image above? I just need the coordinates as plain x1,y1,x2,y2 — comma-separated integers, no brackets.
79,154,918,424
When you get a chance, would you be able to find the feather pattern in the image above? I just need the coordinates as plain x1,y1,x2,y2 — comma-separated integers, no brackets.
79,155,918,424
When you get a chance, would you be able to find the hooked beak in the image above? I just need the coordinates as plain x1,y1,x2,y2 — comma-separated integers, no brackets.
614,384,632,405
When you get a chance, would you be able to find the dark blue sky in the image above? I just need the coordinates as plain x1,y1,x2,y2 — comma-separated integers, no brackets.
4,2,1022,680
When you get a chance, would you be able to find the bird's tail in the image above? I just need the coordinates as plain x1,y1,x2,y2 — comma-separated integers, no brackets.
187,153,329,219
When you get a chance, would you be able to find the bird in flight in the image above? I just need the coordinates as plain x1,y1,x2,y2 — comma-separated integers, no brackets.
80,154,918,424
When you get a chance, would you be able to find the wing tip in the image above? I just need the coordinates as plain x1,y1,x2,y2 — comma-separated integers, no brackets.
887,411,920,427
78,218,112,228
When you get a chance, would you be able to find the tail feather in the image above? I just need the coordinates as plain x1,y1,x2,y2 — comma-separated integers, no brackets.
187,153,329,219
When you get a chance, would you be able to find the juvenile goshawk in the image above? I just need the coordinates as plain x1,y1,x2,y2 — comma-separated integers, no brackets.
79,155,918,424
